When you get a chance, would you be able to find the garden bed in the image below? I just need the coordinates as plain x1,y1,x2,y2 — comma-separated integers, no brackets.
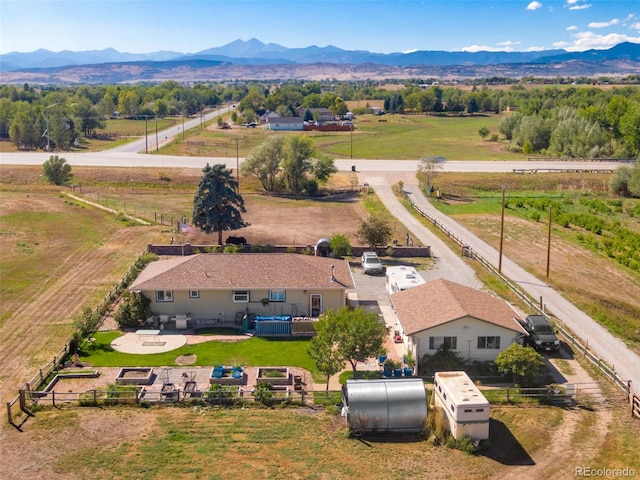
256,367,291,386
115,367,154,385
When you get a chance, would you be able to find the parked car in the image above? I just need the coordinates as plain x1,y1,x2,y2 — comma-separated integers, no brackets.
361,251,384,274
246,122,258,128
523,315,560,351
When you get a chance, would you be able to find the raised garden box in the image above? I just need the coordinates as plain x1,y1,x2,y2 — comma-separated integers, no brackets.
115,367,154,385
256,367,291,386
209,366,245,385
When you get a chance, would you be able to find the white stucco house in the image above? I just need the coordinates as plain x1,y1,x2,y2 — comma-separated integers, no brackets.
129,253,354,326
390,278,527,368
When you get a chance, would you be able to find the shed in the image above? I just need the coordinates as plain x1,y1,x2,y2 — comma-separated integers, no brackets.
342,378,427,433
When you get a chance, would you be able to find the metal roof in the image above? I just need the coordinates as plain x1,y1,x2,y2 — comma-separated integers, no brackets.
342,378,427,433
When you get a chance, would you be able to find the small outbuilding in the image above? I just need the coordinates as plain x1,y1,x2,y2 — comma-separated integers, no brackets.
342,378,427,433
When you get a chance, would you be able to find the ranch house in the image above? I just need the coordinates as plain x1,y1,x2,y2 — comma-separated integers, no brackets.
390,279,527,368
265,116,304,131
129,253,354,327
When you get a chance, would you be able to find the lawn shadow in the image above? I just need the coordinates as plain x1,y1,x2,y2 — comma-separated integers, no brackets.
480,418,534,465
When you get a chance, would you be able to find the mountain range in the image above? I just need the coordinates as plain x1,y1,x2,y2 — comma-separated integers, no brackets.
1,38,639,84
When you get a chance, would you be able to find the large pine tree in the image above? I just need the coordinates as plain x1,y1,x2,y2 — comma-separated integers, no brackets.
192,163,249,245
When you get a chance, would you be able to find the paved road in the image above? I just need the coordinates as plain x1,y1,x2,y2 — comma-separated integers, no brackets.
358,173,639,395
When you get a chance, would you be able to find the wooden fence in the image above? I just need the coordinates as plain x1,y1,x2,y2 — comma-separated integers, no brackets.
632,393,640,420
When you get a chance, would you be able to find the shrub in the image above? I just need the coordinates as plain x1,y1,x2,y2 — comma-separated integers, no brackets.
252,382,274,406
43,155,73,185
329,233,352,257
115,291,151,328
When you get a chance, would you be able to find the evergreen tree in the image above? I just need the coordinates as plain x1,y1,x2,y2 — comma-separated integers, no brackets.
192,163,249,245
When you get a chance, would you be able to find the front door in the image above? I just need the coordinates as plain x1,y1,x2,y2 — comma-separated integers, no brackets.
310,294,322,317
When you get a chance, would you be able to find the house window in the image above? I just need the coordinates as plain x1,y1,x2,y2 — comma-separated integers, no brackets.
269,290,286,302
429,336,457,351
476,408,485,412
189,290,199,299
156,290,173,302
477,336,501,349
233,290,249,303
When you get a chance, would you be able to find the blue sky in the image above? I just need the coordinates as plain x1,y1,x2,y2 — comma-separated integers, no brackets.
1,0,639,55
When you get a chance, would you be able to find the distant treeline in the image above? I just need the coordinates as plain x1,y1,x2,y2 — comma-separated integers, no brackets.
1,78,639,157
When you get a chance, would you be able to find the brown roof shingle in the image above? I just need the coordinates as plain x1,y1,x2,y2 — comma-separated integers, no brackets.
129,253,354,291
391,278,525,335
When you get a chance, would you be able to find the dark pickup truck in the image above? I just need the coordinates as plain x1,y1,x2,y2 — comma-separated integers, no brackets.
523,315,560,352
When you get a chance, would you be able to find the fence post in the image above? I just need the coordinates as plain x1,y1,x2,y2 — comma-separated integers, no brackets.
18,389,26,413
52,391,56,409
7,402,12,425
506,386,510,403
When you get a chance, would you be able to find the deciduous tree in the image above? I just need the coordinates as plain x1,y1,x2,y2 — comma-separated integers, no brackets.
308,320,344,396
43,155,73,185
495,343,544,387
357,214,392,249
315,307,385,376
241,136,284,191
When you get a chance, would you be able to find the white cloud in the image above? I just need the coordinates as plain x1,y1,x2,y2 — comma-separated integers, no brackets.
569,3,591,10
526,1,542,11
496,40,521,49
631,22,640,31
566,25,578,31
526,46,546,52
402,48,418,54
553,41,571,49
563,31,640,51
588,19,620,28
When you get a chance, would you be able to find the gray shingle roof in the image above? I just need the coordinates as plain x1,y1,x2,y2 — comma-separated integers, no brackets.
129,253,354,291
391,278,526,335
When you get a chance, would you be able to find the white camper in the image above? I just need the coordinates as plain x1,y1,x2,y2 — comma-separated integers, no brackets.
386,266,425,295
433,371,490,441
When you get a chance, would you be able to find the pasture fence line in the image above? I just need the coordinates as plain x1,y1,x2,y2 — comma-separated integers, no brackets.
527,156,636,163
18,381,624,412
407,198,634,403
65,189,176,227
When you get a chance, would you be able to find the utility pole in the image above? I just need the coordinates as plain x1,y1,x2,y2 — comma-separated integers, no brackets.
145,115,148,153
350,124,353,159
155,115,159,152
236,137,240,187
498,185,506,274
546,206,552,278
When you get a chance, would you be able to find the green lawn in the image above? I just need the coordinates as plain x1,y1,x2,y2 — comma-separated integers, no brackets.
82,331,323,380
156,112,527,161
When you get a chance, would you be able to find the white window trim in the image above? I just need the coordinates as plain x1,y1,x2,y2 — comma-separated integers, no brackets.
269,289,286,302
233,290,249,303
189,290,199,299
